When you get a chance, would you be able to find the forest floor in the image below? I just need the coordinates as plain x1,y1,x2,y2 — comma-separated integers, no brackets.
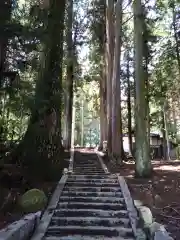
0,150,70,230
106,159,180,240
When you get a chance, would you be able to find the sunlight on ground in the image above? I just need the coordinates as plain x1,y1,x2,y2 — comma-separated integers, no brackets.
154,165,180,172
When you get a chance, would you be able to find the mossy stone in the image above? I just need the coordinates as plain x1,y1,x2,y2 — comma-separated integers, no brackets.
19,188,47,213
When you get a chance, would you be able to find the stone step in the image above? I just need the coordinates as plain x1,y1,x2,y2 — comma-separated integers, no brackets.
53,209,128,218
74,168,102,172
59,196,125,203
62,191,123,197
50,217,130,227
68,174,114,179
58,202,125,210
46,225,133,237
74,171,105,174
30,152,138,240
44,236,135,240
65,182,119,187
63,186,121,192
73,165,101,168
74,162,97,165
74,165,102,167
67,178,118,184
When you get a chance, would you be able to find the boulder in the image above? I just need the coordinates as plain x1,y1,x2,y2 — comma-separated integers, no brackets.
19,189,47,213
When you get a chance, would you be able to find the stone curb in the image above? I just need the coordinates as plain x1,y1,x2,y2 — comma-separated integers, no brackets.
116,175,146,240
31,174,68,240
95,150,109,174
134,200,174,240
0,211,41,240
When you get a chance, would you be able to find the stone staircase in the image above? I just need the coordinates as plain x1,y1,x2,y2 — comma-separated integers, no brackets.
31,151,137,240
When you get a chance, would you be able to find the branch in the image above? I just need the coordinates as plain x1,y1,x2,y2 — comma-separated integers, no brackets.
122,15,133,25
123,0,132,11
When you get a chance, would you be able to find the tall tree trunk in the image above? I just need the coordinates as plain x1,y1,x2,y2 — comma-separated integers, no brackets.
11,0,66,171
133,0,152,177
71,94,76,147
172,5,180,76
0,0,11,87
0,0,12,140
99,0,107,148
163,100,171,160
106,0,114,154
112,0,123,161
100,71,107,146
64,0,74,150
172,102,177,141
144,57,150,156
81,97,84,146
126,50,133,155
161,111,167,160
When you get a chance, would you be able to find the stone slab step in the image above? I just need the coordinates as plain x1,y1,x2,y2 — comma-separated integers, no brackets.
61,191,123,197
68,174,115,179
74,171,105,174
46,226,133,237
44,236,135,240
65,182,119,187
63,186,121,192
53,209,128,218
59,196,125,203
67,178,119,184
74,166,101,169
50,217,130,227
58,202,125,210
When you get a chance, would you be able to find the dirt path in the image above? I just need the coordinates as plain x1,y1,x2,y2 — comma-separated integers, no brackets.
106,159,180,240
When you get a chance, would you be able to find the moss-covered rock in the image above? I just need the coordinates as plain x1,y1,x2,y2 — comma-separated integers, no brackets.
19,188,47,213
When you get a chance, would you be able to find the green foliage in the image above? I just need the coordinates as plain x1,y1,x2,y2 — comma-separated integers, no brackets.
0,0,44,143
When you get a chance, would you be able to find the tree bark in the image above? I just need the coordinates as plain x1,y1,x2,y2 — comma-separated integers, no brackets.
81,97,84,146
100,70,107,146
172,101,177,141
133,0,152,177
99,0,107,148
163,100,171,160
162,112,167,160
111,0,123,161
144,57,150,156
172,5,180,76
106,0,114,154
11,0,66,171
0,0,11,87
64,0,74,150
0,0,12,141
126,50,133,155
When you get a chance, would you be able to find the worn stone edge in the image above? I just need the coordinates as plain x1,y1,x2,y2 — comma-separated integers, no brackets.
117,175,146,239
31,174,68,240
0,211,41,240
95,150,109,174
134,200,174,240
